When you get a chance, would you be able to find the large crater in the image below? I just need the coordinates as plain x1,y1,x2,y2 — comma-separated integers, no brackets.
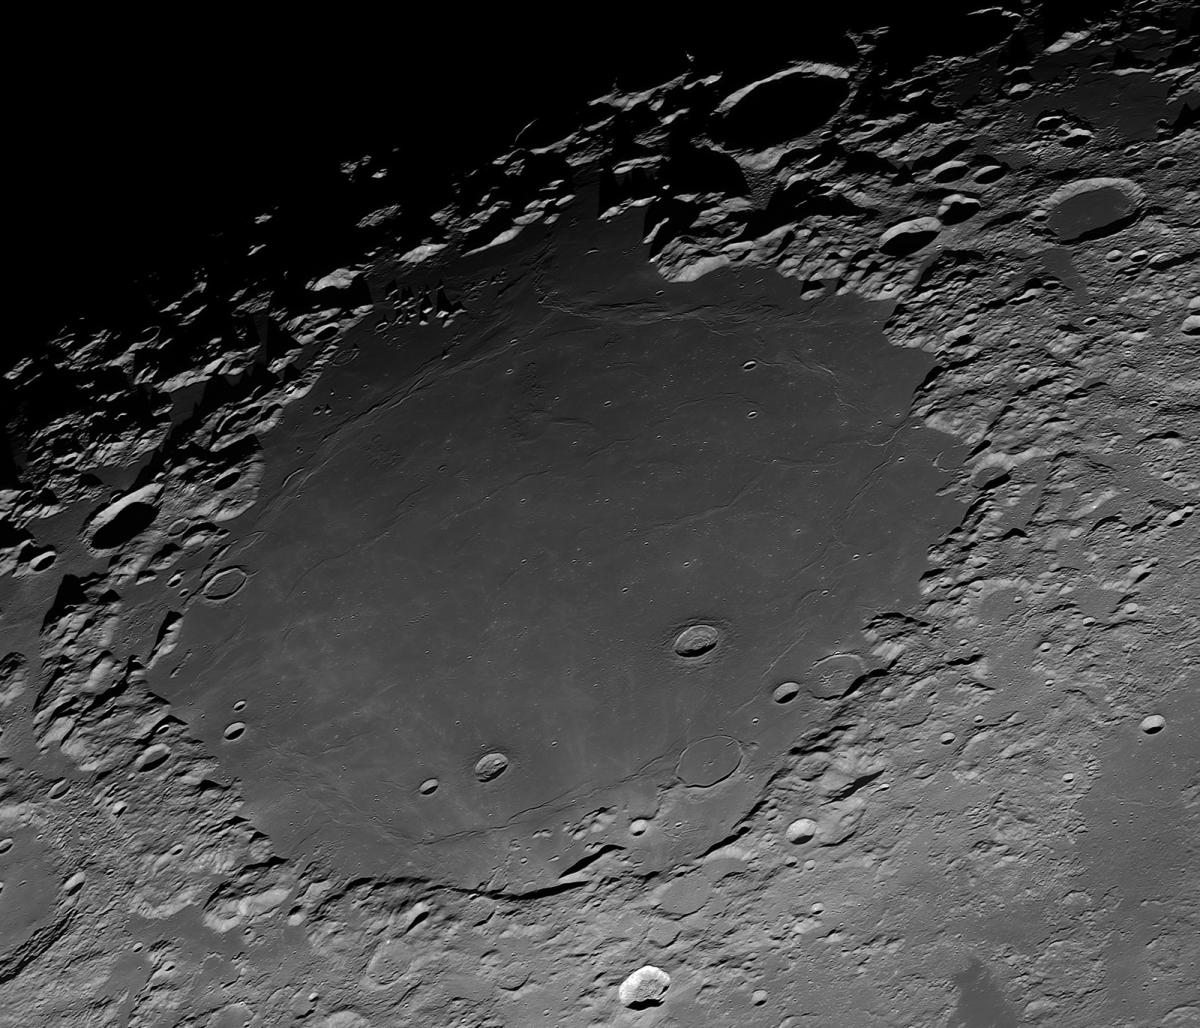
156,196,963,888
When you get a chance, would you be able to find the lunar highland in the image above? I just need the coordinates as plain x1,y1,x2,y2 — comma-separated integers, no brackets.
2,5,1198,1026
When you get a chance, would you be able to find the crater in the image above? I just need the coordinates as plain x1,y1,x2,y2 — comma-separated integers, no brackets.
156,201,964,887
90,498,160,550
672,623,720,658
473,752,510,783
202,567,249,602
677,735,742,787
716,65,850,151
807,653,867,699
1045,178,1143,244
879,217,942,258
938,194,981,225
772,681,801,704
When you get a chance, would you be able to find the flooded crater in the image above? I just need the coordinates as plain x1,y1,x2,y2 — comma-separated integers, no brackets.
156,194,964,887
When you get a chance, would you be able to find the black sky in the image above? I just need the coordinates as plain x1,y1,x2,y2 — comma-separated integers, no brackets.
13,4,1133,344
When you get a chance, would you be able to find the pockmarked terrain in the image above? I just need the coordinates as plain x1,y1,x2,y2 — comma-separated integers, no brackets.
1,4,1197,1025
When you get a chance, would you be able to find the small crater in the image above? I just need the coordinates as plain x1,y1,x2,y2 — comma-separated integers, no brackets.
135,743,170,772
878,217,941,258
672,624,720,658
27,546,56,572
972,163,1007,184
619,965,671,1009
223,722,247,741
807,653,866,699
1139,715,1165,734
474,751,510,783
785,817,818,843
716,66,849,150
938,193,981,224
1045,178,1142,244
930,160,969,182
91,501,160,550
331,344,360,366
676,736,742,788
202,567,249,602
772,681,801,704
211,468,241,492
418,778,439,795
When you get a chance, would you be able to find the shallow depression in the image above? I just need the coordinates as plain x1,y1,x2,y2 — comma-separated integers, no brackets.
676,736,742,787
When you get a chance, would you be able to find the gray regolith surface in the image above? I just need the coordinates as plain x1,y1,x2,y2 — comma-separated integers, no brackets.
2,6,1198,1026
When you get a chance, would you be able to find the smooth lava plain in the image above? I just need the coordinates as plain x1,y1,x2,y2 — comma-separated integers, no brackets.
157,191,966,887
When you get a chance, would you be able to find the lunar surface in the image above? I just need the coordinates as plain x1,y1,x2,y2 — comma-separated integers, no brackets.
2,5,1198,1027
